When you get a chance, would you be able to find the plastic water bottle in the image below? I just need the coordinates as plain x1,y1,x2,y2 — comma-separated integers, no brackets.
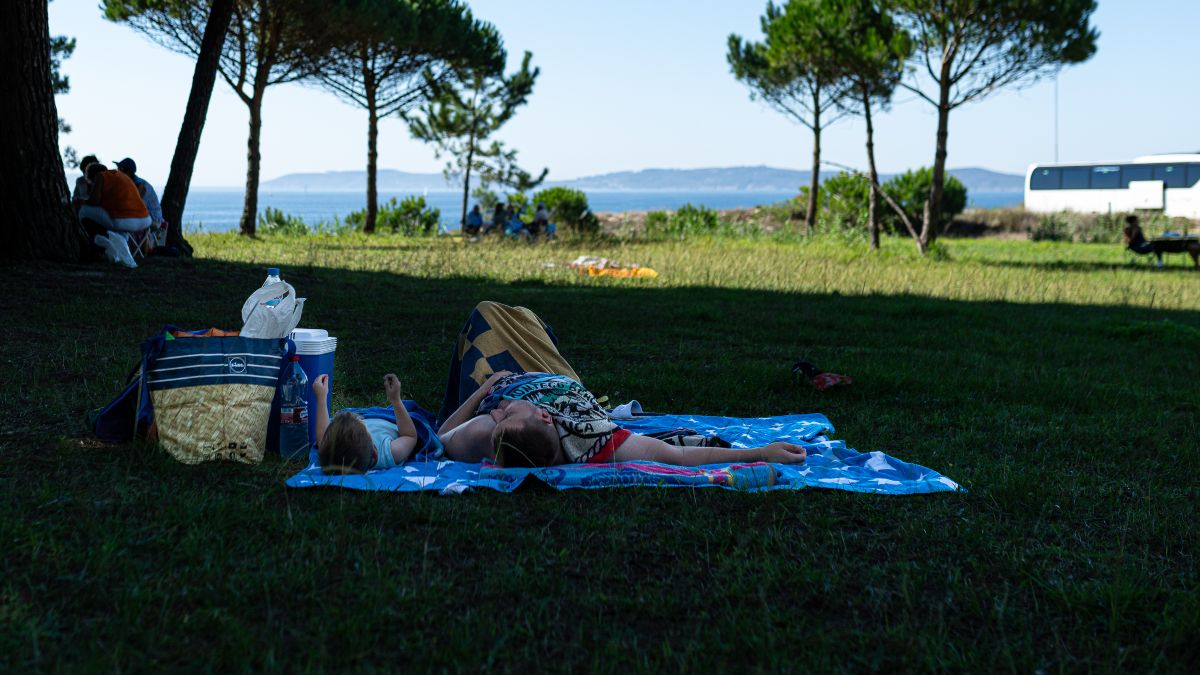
263,268,283,307
279,356,310,459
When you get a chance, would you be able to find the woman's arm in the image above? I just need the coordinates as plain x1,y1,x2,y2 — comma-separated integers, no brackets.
439,415,496,463
438,370,512,434
383,374,418,464
613,434,806,466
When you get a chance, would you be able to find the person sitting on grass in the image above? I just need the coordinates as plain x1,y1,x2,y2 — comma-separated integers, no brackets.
438,370,808,468
464,204,484,238
505,206,531,240
312,373,420,474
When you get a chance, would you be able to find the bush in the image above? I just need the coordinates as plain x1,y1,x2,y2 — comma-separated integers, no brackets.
1029,213,1070,242
532,186,599,235
644,204,720,240
258,206,308,236
798,171,872,234
881,167,967,235
346,196,441,236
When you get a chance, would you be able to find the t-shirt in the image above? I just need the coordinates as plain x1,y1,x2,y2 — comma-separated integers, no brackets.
72,176,89,203
363,417,400,470
476,372,629,463
134,176,164,225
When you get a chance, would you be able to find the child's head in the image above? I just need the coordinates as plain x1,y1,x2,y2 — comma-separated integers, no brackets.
318,412,375,474
491,401,561,467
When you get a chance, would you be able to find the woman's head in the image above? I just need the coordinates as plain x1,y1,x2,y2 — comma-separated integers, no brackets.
318,412,376,474
1126,214,1140,227
86,163,107,180
490,401,560,467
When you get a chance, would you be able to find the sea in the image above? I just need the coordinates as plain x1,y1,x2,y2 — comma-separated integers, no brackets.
180,189,1023,233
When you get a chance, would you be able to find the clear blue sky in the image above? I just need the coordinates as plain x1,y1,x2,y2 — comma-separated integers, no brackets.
49,0,1200,188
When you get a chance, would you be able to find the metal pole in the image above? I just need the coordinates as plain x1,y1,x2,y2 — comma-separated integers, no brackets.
1054,76,1059,163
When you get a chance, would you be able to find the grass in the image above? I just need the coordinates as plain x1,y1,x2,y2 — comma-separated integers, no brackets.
2,232,1198,671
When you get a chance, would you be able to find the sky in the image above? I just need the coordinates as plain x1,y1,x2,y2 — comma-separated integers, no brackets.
49,0,1200,189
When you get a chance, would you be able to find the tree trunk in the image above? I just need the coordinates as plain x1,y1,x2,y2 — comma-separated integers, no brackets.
0,0,84,261
239,87,266,237
862,87,880,251
460,144,475,235
363,53,378,234
806,87,822,235
923,65,954,250
159,0,234,257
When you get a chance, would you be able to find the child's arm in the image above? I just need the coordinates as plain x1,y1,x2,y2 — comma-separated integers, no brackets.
312,374,331,446
383,374,418,464
437,370,513,434
613,434,806,466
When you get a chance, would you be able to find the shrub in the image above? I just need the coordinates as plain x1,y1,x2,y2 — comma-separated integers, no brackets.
798,171,872,234
532,186,599,235
881,167,967,235
1029,213,1070,241
644,204,720,240
346,196,441,236
258,206,308,236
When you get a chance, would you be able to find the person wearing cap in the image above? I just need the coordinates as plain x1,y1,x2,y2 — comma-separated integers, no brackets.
117,158,164,228
79,162,150,233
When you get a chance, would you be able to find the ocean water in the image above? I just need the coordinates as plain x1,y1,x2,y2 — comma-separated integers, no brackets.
181,189,1023,232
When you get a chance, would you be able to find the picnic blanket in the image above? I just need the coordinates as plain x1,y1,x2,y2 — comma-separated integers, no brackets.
435,301,580,426
286,408,962,496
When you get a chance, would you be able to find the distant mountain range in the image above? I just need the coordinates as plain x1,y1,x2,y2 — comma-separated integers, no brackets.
259,165,1025,194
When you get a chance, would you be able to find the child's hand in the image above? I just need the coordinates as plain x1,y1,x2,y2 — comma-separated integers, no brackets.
383,373,403,402
757,442,807,464
312,374,329,397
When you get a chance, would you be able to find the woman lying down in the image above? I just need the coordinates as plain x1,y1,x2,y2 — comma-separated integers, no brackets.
312,370,806,474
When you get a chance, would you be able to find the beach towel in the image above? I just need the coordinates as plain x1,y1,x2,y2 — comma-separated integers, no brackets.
436,301,579,426
287,410,961,496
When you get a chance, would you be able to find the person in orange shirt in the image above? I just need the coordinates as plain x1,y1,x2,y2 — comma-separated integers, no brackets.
79,163,150,233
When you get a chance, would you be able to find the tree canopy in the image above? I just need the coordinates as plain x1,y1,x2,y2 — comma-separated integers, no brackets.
728,1,855,232
406,51,546,229
893,0,1098,250
307,0,504,233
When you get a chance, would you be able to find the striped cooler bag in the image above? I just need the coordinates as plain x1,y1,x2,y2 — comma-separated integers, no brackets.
143,329,293,464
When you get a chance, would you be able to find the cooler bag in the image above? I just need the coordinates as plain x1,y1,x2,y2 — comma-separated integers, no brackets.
93,327,294,464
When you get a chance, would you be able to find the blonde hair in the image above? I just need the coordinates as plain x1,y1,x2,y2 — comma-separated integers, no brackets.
318,412,375,474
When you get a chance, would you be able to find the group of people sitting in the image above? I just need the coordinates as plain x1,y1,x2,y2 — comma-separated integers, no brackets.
73,154,167,268
463,202,555,241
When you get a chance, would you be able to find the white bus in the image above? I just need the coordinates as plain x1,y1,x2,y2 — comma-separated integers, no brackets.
1025,153,1200,219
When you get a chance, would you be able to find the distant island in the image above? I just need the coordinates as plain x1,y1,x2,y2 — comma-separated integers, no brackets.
256,165,1025,194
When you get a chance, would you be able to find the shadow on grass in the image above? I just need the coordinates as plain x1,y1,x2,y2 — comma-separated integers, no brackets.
2,255,1199,671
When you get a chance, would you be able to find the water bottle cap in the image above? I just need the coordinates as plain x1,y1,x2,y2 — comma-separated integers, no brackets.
267,267,280,277
292,355,300,362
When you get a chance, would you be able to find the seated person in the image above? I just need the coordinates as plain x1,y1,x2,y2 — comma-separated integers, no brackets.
312,373,420,474
1125,214,1200,268
438,370,807,467
464,204,484,236
505,207,530,239
79,163,151,233
529,202,550,238
72,154,100,213
117,158,165,235
483,203,506,235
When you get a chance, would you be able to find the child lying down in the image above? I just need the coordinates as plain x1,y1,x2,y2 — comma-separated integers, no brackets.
313,371,806,474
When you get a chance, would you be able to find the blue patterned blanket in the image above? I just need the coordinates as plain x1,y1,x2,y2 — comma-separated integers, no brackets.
286,407,961,496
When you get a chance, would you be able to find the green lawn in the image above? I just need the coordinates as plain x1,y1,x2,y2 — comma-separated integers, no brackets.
2,233,1197,671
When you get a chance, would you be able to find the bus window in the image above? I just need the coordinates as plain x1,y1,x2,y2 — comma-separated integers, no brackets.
1187,163,1200,187
1029,167,1059,190
1154,164,1186,188
1061,167,1089,189
1123,164,1154,186
1091,166,1121,189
